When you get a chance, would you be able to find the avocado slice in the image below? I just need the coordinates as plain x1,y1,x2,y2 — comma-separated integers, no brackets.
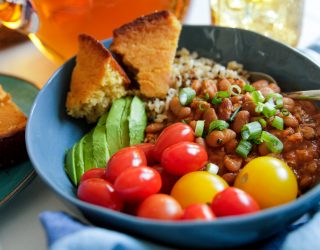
129,96,147,145
74,140,85,185
83,131,95,171
92,111,110,168
65,144,77,186
120,97,133,148
106,98,127,156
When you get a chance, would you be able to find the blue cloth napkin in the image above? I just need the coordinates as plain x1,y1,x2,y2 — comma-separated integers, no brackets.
40,210,320,250
40,39,320,250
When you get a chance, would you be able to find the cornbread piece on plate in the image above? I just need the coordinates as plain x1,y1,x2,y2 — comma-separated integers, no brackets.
0,85,28,168
110,10,181,98
66,34,131,123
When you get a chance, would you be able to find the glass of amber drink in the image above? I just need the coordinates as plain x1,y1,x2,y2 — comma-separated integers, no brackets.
210,0,304,47
0,0,189,63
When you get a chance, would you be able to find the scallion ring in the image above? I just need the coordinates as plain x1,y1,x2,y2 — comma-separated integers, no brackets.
266,93,283,108
281,108,290,116
258,118,267,128
243,84,256,92
229,84,242,96
217,91,230,98
236,140,252,158
271,116,284,130
255,102,264,113
181,119,187,124
251,91,265,104
206,163,219,175
261,131,283,153
195,120,205,137
199,103,207,111
209,120,229,133
211,97,222,105
262,102,276,118
253,137,263,145
241,121,262,140
179,87,196,106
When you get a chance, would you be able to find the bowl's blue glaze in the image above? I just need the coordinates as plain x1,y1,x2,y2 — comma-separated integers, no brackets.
26,26,320,248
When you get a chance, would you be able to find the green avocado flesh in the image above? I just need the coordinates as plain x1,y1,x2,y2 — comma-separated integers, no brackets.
129,96,147,146
65,96,147,186
82,131,95,171
120,97,133,148
65,144,77,186
92,112,110,168
106,98,127,156
74,140,85,184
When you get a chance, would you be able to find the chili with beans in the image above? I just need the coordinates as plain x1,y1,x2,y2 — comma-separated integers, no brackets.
146,78,320,193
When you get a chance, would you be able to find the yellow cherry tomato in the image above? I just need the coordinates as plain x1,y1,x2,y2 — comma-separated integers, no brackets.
234,156,298,209
170,171,228,208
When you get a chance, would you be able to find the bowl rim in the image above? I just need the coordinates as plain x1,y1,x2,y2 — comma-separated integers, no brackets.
27,25,320,228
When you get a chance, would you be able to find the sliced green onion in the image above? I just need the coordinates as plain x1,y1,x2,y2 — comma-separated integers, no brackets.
211,97,222,105
243,84,256,92
206,163,219,175
258,118,267,128
281,108,290,116
199,103,208,111
236,140,252,158
229,85,242,96
271,116,284,130
195,120,205,137
261,131,283,153
179,87,196,106
255,102,264,113
209,120,229,132
217,91,230,98
262,102,276,118
266,93,283,108
181,119,187,124
241,121,262,140
276,98,283,108
251,91,265,104
253,138,263,145
229,106,242,122
204,93,210,101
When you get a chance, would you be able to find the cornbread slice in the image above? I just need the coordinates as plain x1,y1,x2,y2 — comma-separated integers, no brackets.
66,34,130,123
110,10,181,98
0,85,28,168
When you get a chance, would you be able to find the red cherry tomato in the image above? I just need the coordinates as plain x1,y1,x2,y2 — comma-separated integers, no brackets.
161,142,208,176
114,166,162,203
135,143,158,165
153,123,194,161
153,165,179,194
211,187,260,217
106,146,147,183
181,204,216,221
80,168,106,183
77,178,123,211
137,194,183,220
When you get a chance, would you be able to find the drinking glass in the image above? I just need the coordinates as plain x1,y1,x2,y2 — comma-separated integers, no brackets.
0,0,189,64
210,0,304,47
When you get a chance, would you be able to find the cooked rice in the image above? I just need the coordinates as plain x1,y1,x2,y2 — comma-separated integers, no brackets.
145,48,249,123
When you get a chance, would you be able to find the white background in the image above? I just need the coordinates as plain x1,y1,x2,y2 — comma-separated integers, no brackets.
0,1,319,249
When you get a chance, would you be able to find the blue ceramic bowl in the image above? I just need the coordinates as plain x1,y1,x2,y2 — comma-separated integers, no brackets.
26,26,320,248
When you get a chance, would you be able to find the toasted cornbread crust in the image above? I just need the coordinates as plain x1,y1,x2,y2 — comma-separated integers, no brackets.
66,34,130,123
0,85,27,168
0,86,27,137
110,10,181,98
